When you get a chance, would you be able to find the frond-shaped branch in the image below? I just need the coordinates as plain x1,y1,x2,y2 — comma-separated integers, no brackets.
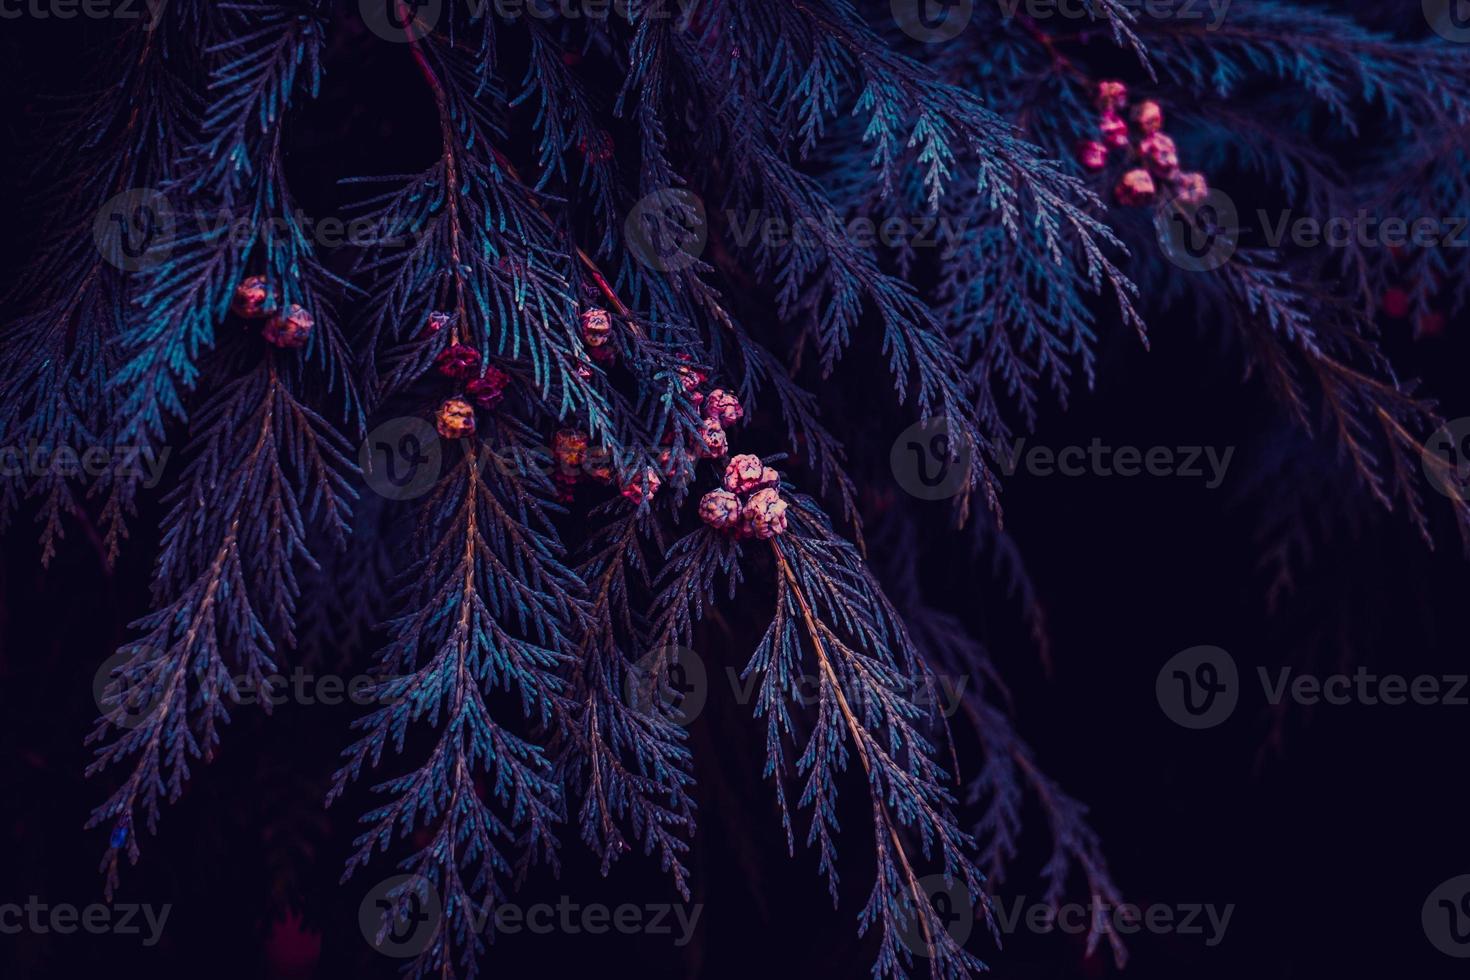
86,359,356,896
330,427,586,978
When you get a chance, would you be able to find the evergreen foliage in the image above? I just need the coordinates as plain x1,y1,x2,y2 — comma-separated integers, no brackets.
4,2,1469,976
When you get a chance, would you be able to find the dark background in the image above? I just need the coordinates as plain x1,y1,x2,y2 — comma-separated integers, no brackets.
3,3,1469,978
